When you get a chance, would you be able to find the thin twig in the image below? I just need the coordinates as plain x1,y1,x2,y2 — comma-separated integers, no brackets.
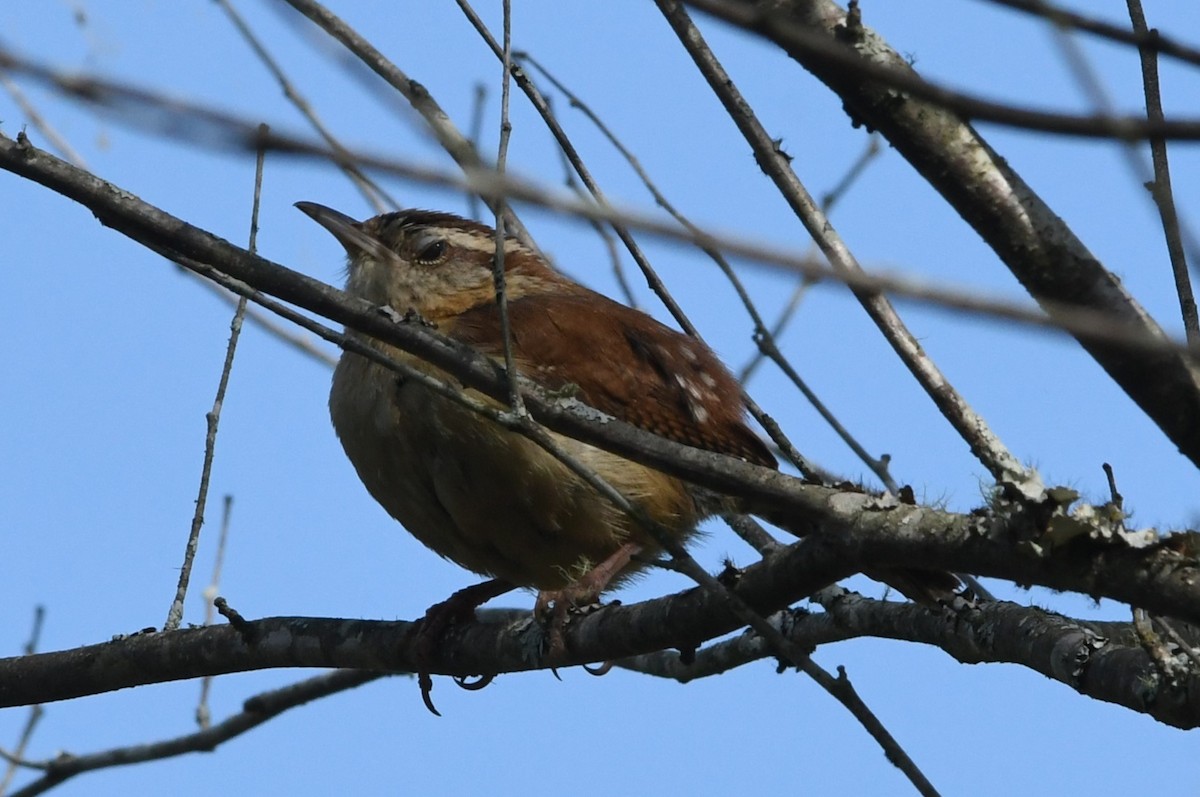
1101,463,1123,513
467,82,488,220
196,495,235,730
20,609,43,658
280,0,535,246
722,513,782,554
455,6,699,340
7,671,384,797
740,134,880,384
756,333,899,491
800,663,941,797
982,0,1200,69
544,93,636,307
0,608,46,796
488,0,524,416
215,0,393,212
1124,0,1199,343
820,133,881,210
163,127,265,631
1132,607,1182,684
739,276,811,384
1153,616,1200,673
0,74,86,167
183,271,338,368
1050,17,1199,345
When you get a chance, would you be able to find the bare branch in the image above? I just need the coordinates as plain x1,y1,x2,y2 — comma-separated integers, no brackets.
621,593,1200,728
4,566,1200,729
196,495,235,730
982,0,1200,70
486,0,525,416
0,74,86,168
0,608,47,796
163,126,265,631
7,670,382,797
183,272,338,368
279,0,534,245
215,0,394,212
1125,0,1199,343
683,0,1200,140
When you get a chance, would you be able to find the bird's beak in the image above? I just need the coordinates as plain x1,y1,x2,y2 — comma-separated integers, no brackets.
295,201,380,256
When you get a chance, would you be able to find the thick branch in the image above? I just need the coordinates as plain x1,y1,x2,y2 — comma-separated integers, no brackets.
0,533,855,708
619,594,1200,729
682,0,1200,140
4,576,1199,728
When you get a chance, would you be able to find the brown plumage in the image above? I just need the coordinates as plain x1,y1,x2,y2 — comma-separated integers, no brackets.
298,202,774,595
450,293,777,469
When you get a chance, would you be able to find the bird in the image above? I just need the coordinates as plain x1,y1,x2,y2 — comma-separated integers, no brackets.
298,198,776,585
296,201,955,709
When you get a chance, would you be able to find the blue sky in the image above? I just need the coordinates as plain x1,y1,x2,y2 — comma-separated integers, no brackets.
2,2,1199,795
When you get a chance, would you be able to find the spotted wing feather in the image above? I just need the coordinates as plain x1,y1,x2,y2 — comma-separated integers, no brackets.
448,292,776,469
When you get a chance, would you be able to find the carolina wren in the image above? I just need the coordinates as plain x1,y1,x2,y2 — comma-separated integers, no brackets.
296,202,776,605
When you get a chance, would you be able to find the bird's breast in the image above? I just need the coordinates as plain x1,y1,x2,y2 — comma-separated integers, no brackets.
329,348,701,590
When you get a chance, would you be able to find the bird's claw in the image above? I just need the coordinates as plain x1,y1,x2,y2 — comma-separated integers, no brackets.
583,661,613,676
454,673,495,691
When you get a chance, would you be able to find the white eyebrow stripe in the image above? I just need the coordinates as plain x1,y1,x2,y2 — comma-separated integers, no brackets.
434,227,529,256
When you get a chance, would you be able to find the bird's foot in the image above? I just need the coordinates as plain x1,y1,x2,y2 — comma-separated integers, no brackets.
413,578,514,716
534,542,642,665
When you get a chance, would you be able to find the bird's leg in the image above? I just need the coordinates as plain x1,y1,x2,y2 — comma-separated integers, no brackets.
535,542,643,661
415,578,515,716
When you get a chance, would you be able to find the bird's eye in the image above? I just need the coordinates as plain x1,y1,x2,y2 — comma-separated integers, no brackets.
411,233,448,264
